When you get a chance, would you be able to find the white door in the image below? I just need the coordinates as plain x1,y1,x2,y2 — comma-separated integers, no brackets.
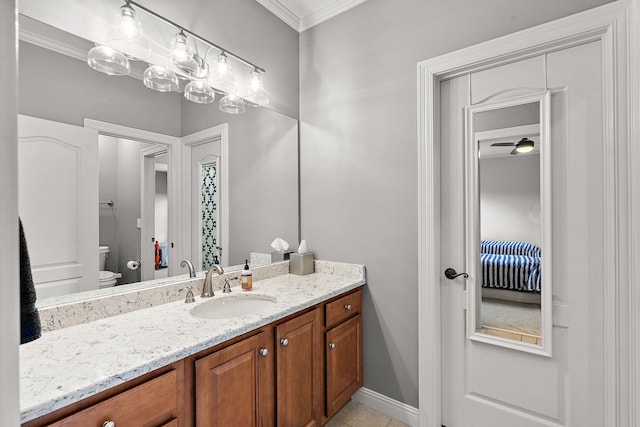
191,140,222,269
440,42,605,426
18,115,98,298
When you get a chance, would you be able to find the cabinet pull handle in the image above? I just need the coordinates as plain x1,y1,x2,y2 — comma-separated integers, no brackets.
259,348,269,357
344,304,352,311
328,342,336,349
280,338,289,346
102,422,116,427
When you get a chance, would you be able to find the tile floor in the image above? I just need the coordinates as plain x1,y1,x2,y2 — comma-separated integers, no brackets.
326,401,409,427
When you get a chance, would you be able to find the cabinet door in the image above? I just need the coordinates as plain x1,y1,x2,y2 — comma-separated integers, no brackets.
195,332,271,427
326,314,363,417
276,309,320,427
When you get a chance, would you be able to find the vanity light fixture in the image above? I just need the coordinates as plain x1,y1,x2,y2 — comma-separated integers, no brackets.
143,64,179,92
114,1,141,40
219,94,246,114
87,45,130,76
87,0,269,114
208,52,237,94
185,80,215,104
244,69,270,107
170,30,198,74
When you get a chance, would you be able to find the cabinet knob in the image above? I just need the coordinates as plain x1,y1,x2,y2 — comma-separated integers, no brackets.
259,348,269,357
280,338,289,347
328,342,336,349
344,304,352,311
102,421,116,427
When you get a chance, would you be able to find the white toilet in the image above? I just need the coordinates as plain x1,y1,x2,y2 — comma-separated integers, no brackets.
99,246,121,288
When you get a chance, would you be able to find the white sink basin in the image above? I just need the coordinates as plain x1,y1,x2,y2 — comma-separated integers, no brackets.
190,295,277,319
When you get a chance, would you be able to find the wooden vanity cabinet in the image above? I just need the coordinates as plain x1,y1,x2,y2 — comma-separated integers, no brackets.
23,361,185,427
25,287,363,427
323,289,363,419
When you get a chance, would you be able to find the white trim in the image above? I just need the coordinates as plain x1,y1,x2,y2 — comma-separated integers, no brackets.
298,0,369,32
352,387,419,427
629,1,640,424
256,0,371,32
417,1,635,426
19,26,86,61
255,0,300,31
180,124,229,267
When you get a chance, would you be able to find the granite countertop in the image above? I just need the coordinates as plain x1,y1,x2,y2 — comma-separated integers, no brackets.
19,261,365,423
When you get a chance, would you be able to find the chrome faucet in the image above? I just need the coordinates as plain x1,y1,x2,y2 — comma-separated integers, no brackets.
180,259,197,303
180,259,196,278
202,264,224,298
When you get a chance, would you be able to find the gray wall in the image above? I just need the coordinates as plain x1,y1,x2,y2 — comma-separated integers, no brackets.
18,42,182,136
480,154,541,246
137,0,300,119
299,0,613,407
182,99,299,265
98,136,151,284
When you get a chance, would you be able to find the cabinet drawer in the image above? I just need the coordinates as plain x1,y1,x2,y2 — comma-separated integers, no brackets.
48,370,179,427
325,289,362,328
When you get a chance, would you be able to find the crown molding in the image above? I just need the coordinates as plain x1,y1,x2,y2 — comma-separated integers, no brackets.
255,0,301,31
19,27,87,62
299,0,368,31
256,0,369,32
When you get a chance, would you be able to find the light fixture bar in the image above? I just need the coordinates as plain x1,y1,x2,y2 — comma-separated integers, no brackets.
127,0,266,74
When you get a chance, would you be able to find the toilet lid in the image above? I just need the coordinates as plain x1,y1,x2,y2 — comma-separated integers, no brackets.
99,271,117,281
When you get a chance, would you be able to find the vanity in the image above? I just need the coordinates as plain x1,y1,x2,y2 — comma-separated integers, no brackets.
20,261,365,426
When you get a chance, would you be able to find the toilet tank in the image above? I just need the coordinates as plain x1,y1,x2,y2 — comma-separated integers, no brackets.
99,245,109,270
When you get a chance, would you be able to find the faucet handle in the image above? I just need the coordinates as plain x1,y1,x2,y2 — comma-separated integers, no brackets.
184,284,195,303
223,279,232,293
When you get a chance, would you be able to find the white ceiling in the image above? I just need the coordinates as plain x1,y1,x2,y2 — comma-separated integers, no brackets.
256,0,370,32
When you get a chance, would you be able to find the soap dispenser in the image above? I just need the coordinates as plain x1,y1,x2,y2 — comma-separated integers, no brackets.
241,259,253,291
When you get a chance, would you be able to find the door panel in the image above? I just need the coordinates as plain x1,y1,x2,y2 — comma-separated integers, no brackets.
441,40,603,426
18,115,98,298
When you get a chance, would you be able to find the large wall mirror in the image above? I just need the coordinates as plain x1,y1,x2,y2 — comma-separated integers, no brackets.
464,91,552,356
17,3,299,306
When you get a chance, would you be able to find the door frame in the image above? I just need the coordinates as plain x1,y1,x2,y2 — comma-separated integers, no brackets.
416,1,640,426
181,123,230,268
83,119,184,274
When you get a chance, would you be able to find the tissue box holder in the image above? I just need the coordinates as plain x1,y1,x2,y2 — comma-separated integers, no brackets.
271,250,294,262
290,252,314,275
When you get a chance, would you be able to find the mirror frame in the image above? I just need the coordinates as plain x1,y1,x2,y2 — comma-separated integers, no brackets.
464,90,553,357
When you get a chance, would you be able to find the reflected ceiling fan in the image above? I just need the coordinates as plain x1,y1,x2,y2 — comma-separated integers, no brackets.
490,137,535,155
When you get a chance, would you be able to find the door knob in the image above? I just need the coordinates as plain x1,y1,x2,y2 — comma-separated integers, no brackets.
444,268,468,280
259,348,269,357
280,338,289,346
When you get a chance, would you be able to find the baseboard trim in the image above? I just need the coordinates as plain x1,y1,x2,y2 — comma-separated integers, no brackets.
352,387,419,426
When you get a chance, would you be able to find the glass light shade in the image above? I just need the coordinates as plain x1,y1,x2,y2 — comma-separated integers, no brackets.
107,2,151,61
184,80,215,104
143,65,178,92
114,3,141,40
87,45,130,76
244,70,269,107
170,31,197,72
219,94,245,114
208,52,237,94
